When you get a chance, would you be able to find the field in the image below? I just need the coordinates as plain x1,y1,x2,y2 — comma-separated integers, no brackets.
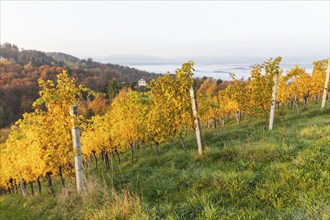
0,103,329,220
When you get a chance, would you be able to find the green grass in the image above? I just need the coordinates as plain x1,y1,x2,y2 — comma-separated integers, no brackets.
1,103,330,219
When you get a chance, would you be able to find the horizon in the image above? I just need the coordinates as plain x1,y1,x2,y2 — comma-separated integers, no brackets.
0,42,325,65
0,41,321,80
1,1,329,61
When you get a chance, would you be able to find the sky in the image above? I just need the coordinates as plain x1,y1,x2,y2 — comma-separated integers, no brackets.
1,1,329,61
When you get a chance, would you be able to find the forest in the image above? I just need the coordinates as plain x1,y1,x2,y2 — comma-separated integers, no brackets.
0,43,162,128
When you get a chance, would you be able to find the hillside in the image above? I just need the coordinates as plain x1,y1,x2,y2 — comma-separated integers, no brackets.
46,52,80,63
0,103,329,219
0,43,161,127
0,48,328,219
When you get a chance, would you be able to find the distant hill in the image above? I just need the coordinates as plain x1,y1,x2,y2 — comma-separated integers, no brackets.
0,43,160,82
94,54,180,65
0,43,61,66
46,52,80,63
0,42,162,128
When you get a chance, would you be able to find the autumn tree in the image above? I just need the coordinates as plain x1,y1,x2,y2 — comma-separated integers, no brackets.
248,57,282,125
225,73,253,127
276,74,289,107
107,79,120,102
285,65,311,111
310,59,328,103
147,62,196,152
197,78,219,128
88,96,108,116
147,74,177,153
110,89,148,163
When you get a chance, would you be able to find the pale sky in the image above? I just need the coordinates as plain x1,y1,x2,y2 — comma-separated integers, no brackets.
1,1,329,60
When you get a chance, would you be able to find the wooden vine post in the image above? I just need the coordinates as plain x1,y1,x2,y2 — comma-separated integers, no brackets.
269,71,279,130
19,178,27,197
321,58,330,110
190,85,203,155
70,105,85,192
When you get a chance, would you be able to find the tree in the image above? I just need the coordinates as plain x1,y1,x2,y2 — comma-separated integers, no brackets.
0,112,46,195
225,74,252,127
248,57,282,125
310,59,328,103
88,96,108,116
276,74,289,107
110,89,148,163
217,89,238,128
197,79,219,128
286,65,311,111
81,113,118,168
147,74,177,153
107,79,120,102
146,62,196,153
176,61,202,154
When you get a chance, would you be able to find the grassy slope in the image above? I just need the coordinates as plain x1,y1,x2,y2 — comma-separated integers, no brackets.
1,103,329,219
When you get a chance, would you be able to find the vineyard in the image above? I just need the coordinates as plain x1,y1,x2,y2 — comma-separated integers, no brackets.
0,57,329,219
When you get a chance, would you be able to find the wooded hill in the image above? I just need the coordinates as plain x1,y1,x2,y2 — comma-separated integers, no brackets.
0,43,162,128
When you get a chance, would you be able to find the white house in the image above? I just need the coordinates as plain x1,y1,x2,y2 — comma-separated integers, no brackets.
138,79,146,87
